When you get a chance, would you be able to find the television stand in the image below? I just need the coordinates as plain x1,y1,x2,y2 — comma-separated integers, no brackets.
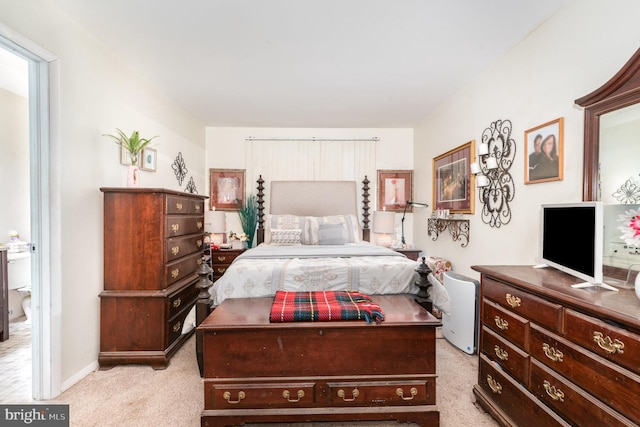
570,282,618,292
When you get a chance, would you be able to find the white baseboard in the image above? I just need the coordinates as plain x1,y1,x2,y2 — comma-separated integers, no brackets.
60,360,99,393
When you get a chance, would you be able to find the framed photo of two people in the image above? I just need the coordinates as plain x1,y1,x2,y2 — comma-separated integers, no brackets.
525,117,564,184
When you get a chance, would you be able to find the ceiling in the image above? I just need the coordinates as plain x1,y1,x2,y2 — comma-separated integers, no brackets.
45,1,566,127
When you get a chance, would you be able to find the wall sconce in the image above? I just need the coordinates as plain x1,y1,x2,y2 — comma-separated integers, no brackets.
402,201,429,246
205,210,226,245
469,119,516,228
373,210,395,247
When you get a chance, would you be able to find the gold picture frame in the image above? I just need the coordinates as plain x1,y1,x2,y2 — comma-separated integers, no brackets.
377,170,413,212
524,117,564,184
432,140,475,214
209,168,245,211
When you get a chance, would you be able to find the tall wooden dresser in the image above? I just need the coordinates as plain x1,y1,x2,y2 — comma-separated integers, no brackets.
472,265,640,427
99,188,207,369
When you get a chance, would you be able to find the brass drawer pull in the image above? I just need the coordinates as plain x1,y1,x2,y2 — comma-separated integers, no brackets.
337,388,359,402
195,204,201,211
171,246,180,256
171,268,180,279
505,293,521,308
593,331,624,354
542,343,564,362
171,223,180,233
197,221,203,229
494,345,508,361
172,321,181,333
494,316,509,331
172,298,181,308
486,375,502,394
217,268,226,274
196,239,203,247
282,389,304,403
395,387,418,401
197,258,202,265
222,391,245,404
217,256,227,262
543,380,565,402
175,202,183,211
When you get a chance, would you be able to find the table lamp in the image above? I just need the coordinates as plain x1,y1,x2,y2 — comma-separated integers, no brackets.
373,210,395,247
205,210,226,245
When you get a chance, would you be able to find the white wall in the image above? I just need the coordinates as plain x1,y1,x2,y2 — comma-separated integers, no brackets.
413,0,640,280
205,127,416,240
0,0,205,389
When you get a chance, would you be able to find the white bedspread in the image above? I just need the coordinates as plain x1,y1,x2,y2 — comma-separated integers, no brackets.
211,243,420,306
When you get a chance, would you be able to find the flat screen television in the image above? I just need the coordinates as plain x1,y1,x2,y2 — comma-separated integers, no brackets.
540,202,604,286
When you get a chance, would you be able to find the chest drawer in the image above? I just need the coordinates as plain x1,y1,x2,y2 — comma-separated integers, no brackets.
529,323,640,423
481,327,529,385
564,309,640,376
477,354,570,427
165,216,204,237
168,279,199,319
326,378,435,407
165,235,205,262
165,253,202,287
211,250,242,265
483,276,563,333
205,381,316,409
482,298,529,350
530,359,636,427
166,195,204,215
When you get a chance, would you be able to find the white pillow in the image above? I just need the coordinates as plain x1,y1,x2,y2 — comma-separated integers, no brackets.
270,229,303,246
318,224,348,245
308,214,361,244
264,214,312,244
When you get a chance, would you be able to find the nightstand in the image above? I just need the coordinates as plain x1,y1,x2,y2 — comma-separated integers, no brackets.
210,248,245,282
395,248,421,261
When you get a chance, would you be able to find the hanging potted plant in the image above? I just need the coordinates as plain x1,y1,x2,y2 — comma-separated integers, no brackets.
104,128,158,187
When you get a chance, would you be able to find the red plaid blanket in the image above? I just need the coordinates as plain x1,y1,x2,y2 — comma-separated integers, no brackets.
269,290,384,324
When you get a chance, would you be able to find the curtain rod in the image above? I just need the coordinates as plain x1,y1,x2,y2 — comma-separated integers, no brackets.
245,136,379,142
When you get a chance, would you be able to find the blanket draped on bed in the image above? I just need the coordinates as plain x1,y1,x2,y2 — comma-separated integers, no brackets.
269,290,385,324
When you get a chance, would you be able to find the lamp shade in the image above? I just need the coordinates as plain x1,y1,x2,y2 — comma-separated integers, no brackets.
373,211,395,234
205,210,226,234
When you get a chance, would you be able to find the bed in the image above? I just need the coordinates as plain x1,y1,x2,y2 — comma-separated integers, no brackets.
196,177,441,426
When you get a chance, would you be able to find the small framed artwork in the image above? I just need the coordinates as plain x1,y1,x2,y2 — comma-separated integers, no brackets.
210,168,245,211
141,147,157,172
120,146,141,166
524,117,564,184
377,170,413,212
432,140,475,214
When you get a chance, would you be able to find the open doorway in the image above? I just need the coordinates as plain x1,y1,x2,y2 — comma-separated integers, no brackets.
0,27,60,401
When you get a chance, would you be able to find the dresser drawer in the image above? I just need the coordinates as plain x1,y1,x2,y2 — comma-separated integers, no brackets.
165,253,202,287
326,379,434,407
165,216,204,237
205,381,316,409
530,359,637,427
167,300,197,347
481,327,529,385
165,235,205,261
564,309,640,376
211,250,242,265
482,298,529,350
478,354,570,427
529,323,640,422
483,276,563,333
168,279,199,319
166,195,204,215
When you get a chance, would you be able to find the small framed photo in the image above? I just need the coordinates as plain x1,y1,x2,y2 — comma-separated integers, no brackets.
433,140,475,214
524,117,564,184
120,146,141,166
141,147,157,172
377,170,413,212
210,168,245,211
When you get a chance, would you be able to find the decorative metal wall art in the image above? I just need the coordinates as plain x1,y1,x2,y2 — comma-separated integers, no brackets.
613,176,640,203
427,218,470,247
469,119,516,228
172,152,188,185
185,176,198,194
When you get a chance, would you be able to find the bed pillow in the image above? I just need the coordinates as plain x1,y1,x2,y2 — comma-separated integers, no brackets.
264,214,312,244
308,214,361,244
270,229,303,246
318,223,348,245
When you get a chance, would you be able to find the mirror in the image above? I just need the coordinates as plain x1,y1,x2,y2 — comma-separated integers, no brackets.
576,47,640,278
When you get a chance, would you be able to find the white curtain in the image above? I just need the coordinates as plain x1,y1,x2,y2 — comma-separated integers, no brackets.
245,139,377,215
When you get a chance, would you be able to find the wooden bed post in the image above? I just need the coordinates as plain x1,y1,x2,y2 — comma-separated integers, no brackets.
362,176,371,242
256,175,265,245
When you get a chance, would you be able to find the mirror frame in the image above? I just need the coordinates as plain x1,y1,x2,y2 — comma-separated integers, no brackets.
576,47,640,201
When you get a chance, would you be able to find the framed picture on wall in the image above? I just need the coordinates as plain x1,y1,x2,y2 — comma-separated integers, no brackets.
524,117,564,184
120,146,141,166
432,140,475,214
209,168,245,211
377,170,413,212
141,147,157,172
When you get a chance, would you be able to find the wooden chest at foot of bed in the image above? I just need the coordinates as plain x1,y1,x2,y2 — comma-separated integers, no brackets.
198,294,441,427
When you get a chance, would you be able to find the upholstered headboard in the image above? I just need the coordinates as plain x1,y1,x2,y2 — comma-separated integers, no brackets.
255,177,372,244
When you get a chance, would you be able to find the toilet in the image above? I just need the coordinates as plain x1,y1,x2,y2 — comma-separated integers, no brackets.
7,251,32,324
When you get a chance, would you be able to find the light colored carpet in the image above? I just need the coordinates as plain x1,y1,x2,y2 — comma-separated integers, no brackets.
49,333,498,427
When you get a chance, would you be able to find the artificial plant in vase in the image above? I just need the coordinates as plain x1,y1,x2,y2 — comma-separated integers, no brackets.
238,193,258,248
104,128,158,187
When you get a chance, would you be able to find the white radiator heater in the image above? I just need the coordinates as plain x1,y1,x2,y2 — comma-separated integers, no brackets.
441,271,480,354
